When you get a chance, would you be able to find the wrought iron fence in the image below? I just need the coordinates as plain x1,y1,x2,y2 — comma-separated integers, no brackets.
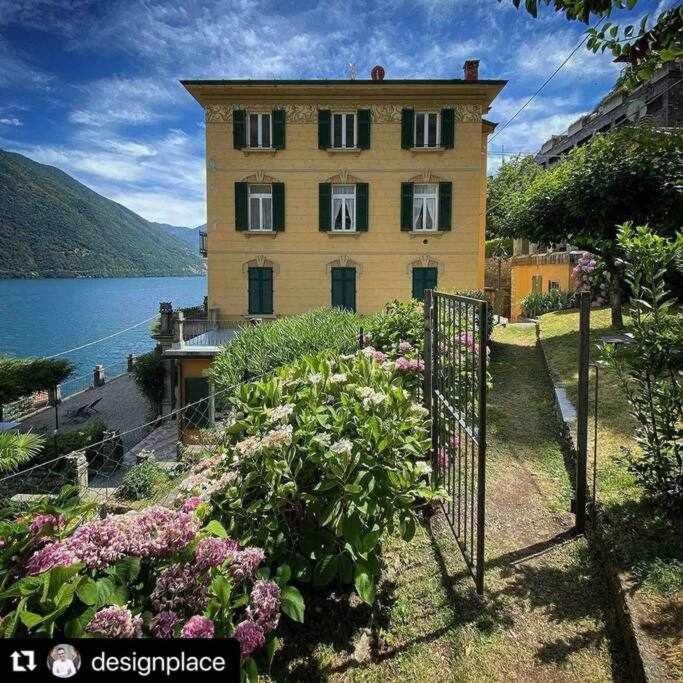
424,290,488,594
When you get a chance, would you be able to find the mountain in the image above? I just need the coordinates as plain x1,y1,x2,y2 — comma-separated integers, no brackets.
153,222,204,251
0,149,205,278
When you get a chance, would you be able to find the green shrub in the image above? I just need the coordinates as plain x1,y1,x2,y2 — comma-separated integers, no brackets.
133,349,165,409
188,351,435,604
600,225,683,508
365,299,424,352
39,418,108,463
452,290,495,341
485,237,512,258
211,307,361,391
116,459,168,501
0,356,73,405
521,289,575,318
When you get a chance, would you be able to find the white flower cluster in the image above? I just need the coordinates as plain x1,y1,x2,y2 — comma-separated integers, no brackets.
308,373,323,384
329,373,347,384
330,439,353,455
357,386,386,409
267,403,294,423
234,425,293,458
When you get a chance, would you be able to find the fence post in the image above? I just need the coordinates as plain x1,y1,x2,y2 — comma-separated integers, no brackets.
575,290,591,533
423,290,433,415
93,365,105,387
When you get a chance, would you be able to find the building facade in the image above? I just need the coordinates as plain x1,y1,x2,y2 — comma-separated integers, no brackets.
536,60,682,168
182,66,506,321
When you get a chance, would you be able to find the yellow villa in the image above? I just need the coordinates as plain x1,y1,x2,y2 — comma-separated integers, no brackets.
162,63,505,423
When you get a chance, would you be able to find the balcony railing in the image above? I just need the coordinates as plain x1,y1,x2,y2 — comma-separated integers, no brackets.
199,230,207,257
176,317,237,349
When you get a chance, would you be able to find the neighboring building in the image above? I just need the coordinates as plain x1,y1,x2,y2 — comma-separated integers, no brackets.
536,60,682,168
162,63,506,429
510,251,581,319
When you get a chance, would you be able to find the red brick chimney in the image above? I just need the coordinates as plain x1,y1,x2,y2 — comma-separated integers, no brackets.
463,59,479,81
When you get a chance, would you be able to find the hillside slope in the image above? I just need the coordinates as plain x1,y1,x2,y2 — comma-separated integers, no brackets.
0,149,204,278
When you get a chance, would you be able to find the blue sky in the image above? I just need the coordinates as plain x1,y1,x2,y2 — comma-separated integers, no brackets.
0,0,672,227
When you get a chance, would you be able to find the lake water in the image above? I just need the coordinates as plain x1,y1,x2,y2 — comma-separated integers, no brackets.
0,276,207,396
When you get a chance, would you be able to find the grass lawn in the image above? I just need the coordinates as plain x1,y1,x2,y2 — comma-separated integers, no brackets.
270,323,625,681
539,308,682,679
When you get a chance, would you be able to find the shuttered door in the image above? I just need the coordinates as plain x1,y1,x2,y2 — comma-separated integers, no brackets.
331,267,356,312
185,377,210,428
248,267,273,315
412,267,438,300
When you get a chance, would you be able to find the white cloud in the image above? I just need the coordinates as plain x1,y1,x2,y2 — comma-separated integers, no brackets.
0,116,21,125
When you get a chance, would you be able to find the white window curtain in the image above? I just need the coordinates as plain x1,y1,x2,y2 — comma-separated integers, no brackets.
331,113,356,148
414,112,439,148
249,184,273,230
248,113,272,148
332,185,356,231
413,184,438,230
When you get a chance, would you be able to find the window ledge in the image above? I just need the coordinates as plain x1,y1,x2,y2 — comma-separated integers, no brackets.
410,147,447,153
409,230,444,237
327,231,361,237
325,147,363,154
241,148,278,155
244,231,278,238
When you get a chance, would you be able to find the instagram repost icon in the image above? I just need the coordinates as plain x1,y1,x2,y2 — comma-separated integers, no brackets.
47,644,80,679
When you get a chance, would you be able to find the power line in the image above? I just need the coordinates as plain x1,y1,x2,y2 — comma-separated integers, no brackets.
44,315,159,359
490,17,606,143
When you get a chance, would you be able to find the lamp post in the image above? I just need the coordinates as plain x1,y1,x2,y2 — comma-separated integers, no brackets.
48,384,62,454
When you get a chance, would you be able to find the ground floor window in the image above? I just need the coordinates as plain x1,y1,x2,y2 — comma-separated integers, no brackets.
412,267,438,300
248,267,273,315
331,267,356,312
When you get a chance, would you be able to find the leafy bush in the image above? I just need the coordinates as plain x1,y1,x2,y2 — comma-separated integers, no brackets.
211,308,360,391
133,349,165,409
0,505,303,676
365,299,424,353
521,289,575,318
452,290,495,341
599,224,683,509
485,237,513,257
188,351,435,604
0,356,73,405
39,418,108,464
116,459,169,501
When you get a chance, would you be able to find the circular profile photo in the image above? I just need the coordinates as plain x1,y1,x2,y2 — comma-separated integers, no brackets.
47,644,81,679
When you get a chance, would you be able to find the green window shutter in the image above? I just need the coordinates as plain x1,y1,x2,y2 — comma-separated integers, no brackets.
272,109,286,149
401,182,414,231
235,182,248,231
441,108,455,149
319,183,332,231
412,267,438,300
185,377,210,428
357,109,371,149
355,183,369,231
272,183,285,231
438,182,452,231
318,110,331,149
401,109,414,149
249,267,274,315
331,268,356,312
233,109,246,149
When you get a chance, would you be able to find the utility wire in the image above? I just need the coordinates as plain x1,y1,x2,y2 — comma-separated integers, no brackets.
44,315,159,359
490,17,606,143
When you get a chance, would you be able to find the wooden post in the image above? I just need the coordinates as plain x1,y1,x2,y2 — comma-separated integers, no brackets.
575,291,591,533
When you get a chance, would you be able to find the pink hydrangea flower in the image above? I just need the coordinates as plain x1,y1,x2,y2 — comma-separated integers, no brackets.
231,548,266,583
395,357,424,374
249,580,280,633
28,513,64,535
398,341,413,353
233,620,265,658
181,615,215,639
151,611,179,639
151,564,209,613
86,606,143,638
195,537,239,571
181,496,202,513
25,541,76,575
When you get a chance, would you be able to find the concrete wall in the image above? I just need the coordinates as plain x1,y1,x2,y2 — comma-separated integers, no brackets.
202,93,496,319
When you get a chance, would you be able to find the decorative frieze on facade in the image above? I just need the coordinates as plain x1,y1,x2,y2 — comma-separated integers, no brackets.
206,103,483,124
241,255,280,274
409,169,446,183
240,170,278,183
326,170,363,184
406,254,442,275
326,255,363,275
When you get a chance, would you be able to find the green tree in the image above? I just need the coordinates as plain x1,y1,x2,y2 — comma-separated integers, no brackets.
133,350,166,412
503,2,683,88
0,432,45,474
0,356,73,406
487,155,543,240
500,127,682,327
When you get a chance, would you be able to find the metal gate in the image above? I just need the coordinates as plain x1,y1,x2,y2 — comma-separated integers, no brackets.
424,290,488,594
